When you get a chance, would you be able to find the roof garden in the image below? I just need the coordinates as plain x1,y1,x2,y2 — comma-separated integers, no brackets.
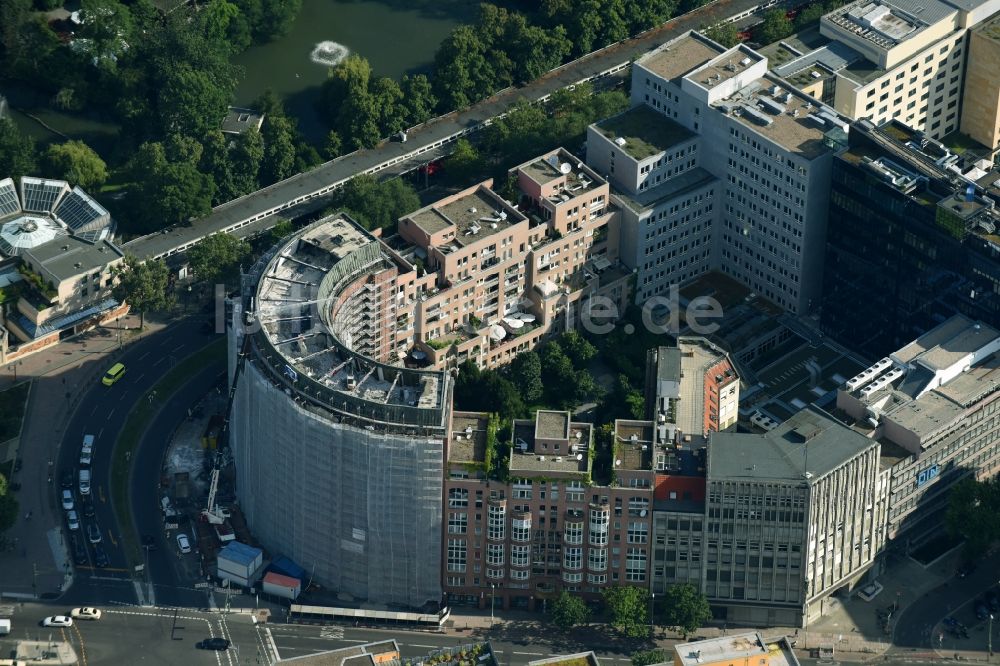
594,106,695,161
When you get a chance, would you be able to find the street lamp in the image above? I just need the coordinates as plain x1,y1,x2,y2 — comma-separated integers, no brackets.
650,592,655,638
990,614,994,661
490,583,496,629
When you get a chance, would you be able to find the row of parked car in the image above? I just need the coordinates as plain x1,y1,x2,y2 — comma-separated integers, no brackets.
63,433,107,567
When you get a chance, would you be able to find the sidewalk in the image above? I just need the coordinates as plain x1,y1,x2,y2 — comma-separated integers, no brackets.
0,313,169,599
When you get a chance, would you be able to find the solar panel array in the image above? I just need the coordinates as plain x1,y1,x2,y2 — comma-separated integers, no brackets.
21,178,67,213
0,178,20,217
54,187,108,232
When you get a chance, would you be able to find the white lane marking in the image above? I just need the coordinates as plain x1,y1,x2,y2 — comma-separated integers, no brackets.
106,408,115,421
135,373,145,383
137,352,150,361
513,652,544,656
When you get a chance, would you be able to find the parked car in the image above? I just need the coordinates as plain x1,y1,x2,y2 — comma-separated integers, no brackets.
196,638,230,651
70,608,101,621
70,534,87,565
101,363,126,386
65,510,79,531
79,435,94,466
61,490,74,511
93,546,109,568
41,616,73,628
176,533,192,554
87,523,102,544
78,469,91,496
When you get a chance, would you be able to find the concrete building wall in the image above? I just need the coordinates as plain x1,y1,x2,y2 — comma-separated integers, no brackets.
229,359,444,608
960,27,1000,149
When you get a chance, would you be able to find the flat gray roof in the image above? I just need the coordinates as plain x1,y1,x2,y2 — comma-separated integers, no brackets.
594,106,696,160
23,235,123,281
614,168,717,214
893,314,1000,371
709,406,873,482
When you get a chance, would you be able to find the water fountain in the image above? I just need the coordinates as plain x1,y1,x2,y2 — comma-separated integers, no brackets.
310,41,350,67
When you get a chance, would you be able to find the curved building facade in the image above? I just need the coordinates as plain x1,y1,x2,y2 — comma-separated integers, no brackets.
228,214,448,608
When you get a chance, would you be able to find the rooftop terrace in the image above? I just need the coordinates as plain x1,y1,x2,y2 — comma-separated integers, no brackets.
251,215,448,427
594,106,696,160
510,411,592,475
614,420,654,470
718,75,844,159
676,633,799,666
449,412,489,464
407,187,523,248
519,149,606,197
640,33,723,81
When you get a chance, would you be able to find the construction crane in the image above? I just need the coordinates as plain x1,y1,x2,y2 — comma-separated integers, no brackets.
202,453,227,525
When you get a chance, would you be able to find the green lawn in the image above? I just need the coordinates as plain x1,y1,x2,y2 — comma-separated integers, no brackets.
110,338,226,569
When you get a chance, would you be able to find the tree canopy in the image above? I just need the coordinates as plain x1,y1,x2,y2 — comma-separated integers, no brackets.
631,650,669,666
333,175,421,233
946,477,1000,558
549,590,591,630
44,140,108,189
111,255,172,327
0,119,38,183
187,233,251,288
603,586,651,639
659,583,712,638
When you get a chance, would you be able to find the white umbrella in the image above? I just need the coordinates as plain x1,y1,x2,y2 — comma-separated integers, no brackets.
504,317,524,329
518,313,536,323
490,325,507,341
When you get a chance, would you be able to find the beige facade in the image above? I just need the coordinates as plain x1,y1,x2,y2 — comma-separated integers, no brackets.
392,150,631,372
960,17,1000,149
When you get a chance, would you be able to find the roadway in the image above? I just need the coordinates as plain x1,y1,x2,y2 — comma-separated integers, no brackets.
56,316,222,606
125,0,775,262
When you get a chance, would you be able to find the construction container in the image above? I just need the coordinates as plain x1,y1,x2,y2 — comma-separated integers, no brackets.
217,542,263,587
269,556,307,583
262,572,301,600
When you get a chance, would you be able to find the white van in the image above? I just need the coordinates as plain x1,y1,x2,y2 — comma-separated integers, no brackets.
80,434,95,466
0,618,11,635
79,469,91,495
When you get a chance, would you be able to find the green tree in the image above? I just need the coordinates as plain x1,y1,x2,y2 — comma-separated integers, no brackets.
0,472,17,534
268,219,295,245
0,0,36,78
660,583,712,639
198,0,251,53
336,175,420,232
560,330,597,366
433,25,498,110
400,74,437,126
200,130,238,204
187,233,251,288
704,21,741,47
444,138,482,183
111,255,172,328
231,126,264,195
78,0,134,67
371,77,407,137
509,350,543,404
158,64,234,138
238,0,303,42
324,130,343,160
757,8,794,45
261,115,298,184
128,137,215,232
549,590,591,630
540,341,577,405
0,119,37,182
631,649,668,666
603,586,650,639
946,477,1000,558
44,140,108,189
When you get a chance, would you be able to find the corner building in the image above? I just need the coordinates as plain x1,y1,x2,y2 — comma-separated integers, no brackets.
228,215,448,607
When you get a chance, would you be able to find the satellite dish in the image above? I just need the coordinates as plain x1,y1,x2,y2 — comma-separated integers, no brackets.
615,459,621,466
576,453,583,461
559,162,572,174
640,509,647,517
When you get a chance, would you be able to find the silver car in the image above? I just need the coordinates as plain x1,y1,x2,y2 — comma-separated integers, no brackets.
61,489,74,511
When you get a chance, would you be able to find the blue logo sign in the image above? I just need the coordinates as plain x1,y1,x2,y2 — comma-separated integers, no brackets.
917,464,940,487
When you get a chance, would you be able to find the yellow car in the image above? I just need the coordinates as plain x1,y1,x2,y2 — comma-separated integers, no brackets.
101,363,126,386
